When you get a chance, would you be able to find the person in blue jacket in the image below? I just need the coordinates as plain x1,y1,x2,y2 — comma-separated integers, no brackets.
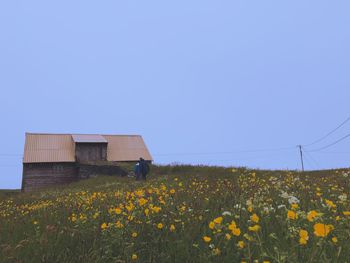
134,161,141,180
139,158,150,180
134,158,150,181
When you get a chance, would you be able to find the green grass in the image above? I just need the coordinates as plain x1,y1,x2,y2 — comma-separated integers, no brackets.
0,190,20,199
0,165,349,262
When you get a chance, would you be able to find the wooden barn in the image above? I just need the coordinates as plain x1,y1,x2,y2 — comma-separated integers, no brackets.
22,133,153,192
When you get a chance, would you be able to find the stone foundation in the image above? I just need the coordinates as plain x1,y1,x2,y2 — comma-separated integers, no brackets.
78,162,127,179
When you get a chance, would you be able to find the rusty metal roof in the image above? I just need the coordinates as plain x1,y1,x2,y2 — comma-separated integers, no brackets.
23,133,153,163
72,134,107,143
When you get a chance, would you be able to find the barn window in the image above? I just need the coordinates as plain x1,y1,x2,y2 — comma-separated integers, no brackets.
53,165,63,173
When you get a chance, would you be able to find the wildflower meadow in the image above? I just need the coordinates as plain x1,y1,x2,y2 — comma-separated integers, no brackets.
0,165,349,262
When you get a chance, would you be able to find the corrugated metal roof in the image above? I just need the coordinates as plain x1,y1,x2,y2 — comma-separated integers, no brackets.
23,133,152,163
23,134,75,163
72,134,107,143
104,135,153,162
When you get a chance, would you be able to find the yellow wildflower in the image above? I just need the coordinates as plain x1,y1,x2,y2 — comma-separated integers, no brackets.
287,210,298,220
101,223,108,230
126,203,135,212
170,224,176,232
144,208,149,216
203,236,211,243
213,217,223,224
291,203,299,210
131,254,138,260
212,248,221,255
325,199,336,209
313,223,334,237
132,232,138,238
248,225,260,232
250,213,259,223
209,221,215,229
238,240,245,248
232,227,241,236
343,211,350,216
115,208,122,214
157,223,163,229
225,233,232,240
115,221,124,228
135,190,143,197
299,229,308,245
151,206,161,213
228,221,237,230
307,210,318,222
138,198,148,206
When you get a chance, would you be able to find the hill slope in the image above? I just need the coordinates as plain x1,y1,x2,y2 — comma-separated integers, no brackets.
1,166,350,263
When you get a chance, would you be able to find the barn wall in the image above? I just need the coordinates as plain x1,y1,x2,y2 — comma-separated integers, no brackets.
22,163,78,192
75,143,107,162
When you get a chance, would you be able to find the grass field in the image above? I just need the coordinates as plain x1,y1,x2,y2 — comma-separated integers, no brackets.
0,165,350,263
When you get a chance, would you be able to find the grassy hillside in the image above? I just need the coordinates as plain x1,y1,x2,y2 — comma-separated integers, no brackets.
0,165,350,263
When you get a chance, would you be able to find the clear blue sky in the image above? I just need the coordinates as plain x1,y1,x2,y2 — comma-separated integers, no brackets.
1,1,350,189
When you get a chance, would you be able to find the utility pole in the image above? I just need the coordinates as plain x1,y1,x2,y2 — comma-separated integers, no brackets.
298,145,305,172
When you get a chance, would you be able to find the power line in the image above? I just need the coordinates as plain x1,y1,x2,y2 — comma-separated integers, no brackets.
302,153,314,170
311,151,350,154
303,150,320,170
303,115,350,147
306,132,350,152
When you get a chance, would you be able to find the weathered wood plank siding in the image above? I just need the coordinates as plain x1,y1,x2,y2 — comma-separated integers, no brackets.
22,163,78,192
75,143,107,163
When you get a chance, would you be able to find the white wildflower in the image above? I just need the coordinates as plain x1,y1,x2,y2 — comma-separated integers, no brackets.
288,196,300,204
280,192,289,199
234,204,241,209
246,199,253,206
222,211,232,216
338,194,347,202
277,204,286,209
